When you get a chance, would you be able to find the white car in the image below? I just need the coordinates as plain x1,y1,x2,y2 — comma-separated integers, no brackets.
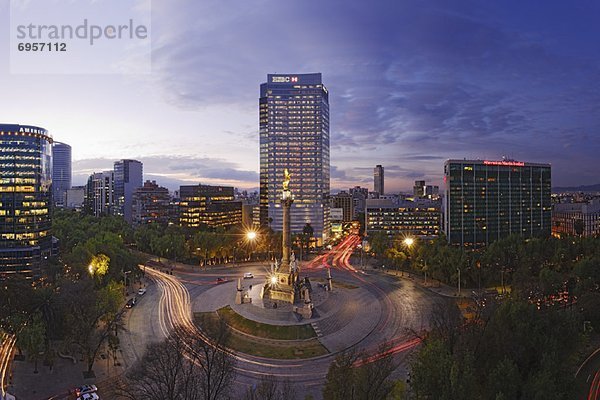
71,384,97,396
138,288,147,295
243,272,254,279
77,393,100,400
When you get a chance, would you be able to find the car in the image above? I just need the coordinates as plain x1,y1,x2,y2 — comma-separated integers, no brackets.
243,272,254,279
125,297,137,308
216,277,227,284
77,393,100,400
70,384,98,396
138,288,147,295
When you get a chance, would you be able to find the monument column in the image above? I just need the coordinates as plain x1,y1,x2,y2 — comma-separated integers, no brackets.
281,169,294,270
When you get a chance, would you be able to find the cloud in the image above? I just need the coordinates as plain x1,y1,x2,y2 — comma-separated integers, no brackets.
58,0,600,190
72,155,258,190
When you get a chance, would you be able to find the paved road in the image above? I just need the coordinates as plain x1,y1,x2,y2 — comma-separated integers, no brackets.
126,235,442,398
575,346,600,400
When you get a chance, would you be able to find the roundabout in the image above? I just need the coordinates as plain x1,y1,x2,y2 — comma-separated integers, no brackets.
144,234,444,398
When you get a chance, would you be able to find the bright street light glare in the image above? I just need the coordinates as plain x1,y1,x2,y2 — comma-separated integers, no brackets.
88,264,94,275
246,231,257,241
270,276,277,285
403,237,415,247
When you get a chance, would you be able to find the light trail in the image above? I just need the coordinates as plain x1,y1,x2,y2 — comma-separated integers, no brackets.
0,333,16,397
146,266,326,379
589,369,600,400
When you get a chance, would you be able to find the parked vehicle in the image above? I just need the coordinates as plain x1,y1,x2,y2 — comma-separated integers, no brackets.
70,384,98,396
138,288,147,295
125,298,137,308
243,272,254,279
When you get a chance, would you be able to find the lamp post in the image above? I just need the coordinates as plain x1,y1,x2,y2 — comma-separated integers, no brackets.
456,267,461,297
123,270,131,296
403,237,415,276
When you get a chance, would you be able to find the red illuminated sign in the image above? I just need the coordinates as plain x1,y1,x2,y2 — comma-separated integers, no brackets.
483,160,525,167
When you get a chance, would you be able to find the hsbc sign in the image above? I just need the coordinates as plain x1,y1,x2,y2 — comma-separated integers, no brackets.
272,76,299,83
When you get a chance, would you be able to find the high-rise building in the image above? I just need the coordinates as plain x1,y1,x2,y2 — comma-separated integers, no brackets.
86,171,114,217
65,186,85,210
132,180,171,226
259,73,330,245
51,142,71,207
349,186,368,218
374,165,384,196
114,159,143,223
179,184,242,229
0,124,53,276
444,159,552,247
330,191,354,222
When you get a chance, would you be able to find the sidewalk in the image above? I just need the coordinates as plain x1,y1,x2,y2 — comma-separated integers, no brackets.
377,267,495,299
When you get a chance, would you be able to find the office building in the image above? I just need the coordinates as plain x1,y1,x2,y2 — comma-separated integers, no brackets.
413,180,426,198
365,199,441,238
51,141,71,207
350,186,368,217
132,180,171,226
85,171,114,217
552,200,600,238
414,180,440,200
0,124,53,276
330,191,354,222
114,159,143,223
444,159,552,247
65,186,85,210
179,184,242,229
259,73,330,245
374,165,384,196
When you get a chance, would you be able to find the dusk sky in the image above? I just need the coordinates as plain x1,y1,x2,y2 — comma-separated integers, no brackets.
1,0,599,192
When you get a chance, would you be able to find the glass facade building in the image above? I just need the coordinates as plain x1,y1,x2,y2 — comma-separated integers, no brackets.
51,142,71,207
0,124,53,276
444,159,552,247
259,73,330,244
114,159,143,223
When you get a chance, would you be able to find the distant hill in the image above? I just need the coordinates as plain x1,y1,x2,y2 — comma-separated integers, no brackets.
552,183,600,193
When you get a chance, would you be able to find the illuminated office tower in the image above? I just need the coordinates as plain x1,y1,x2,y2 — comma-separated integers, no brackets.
444,159,552,247
0,124,52,276
259,73,330,245
52,141,71,207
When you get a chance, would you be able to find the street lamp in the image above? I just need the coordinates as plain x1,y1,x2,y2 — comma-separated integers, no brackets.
402,236,415,276
456,267,461,297
246,230,257,241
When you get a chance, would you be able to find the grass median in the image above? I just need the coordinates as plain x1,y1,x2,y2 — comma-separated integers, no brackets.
217,306,316,340
194,310,328,359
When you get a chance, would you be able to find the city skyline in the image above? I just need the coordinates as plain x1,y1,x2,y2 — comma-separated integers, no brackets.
1,1,599,193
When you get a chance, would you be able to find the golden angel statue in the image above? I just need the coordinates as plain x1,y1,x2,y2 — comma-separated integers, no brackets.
283,168,291,191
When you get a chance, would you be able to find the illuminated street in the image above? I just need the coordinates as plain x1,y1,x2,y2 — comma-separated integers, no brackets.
134,235,442,397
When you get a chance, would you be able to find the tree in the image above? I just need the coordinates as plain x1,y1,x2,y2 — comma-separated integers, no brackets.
18,313,46,373
61,279,125,374
88,253,110,278
574,219,585,237
302,223,315,253
244,375,297,400
323,344,398,400
117,323,235,400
